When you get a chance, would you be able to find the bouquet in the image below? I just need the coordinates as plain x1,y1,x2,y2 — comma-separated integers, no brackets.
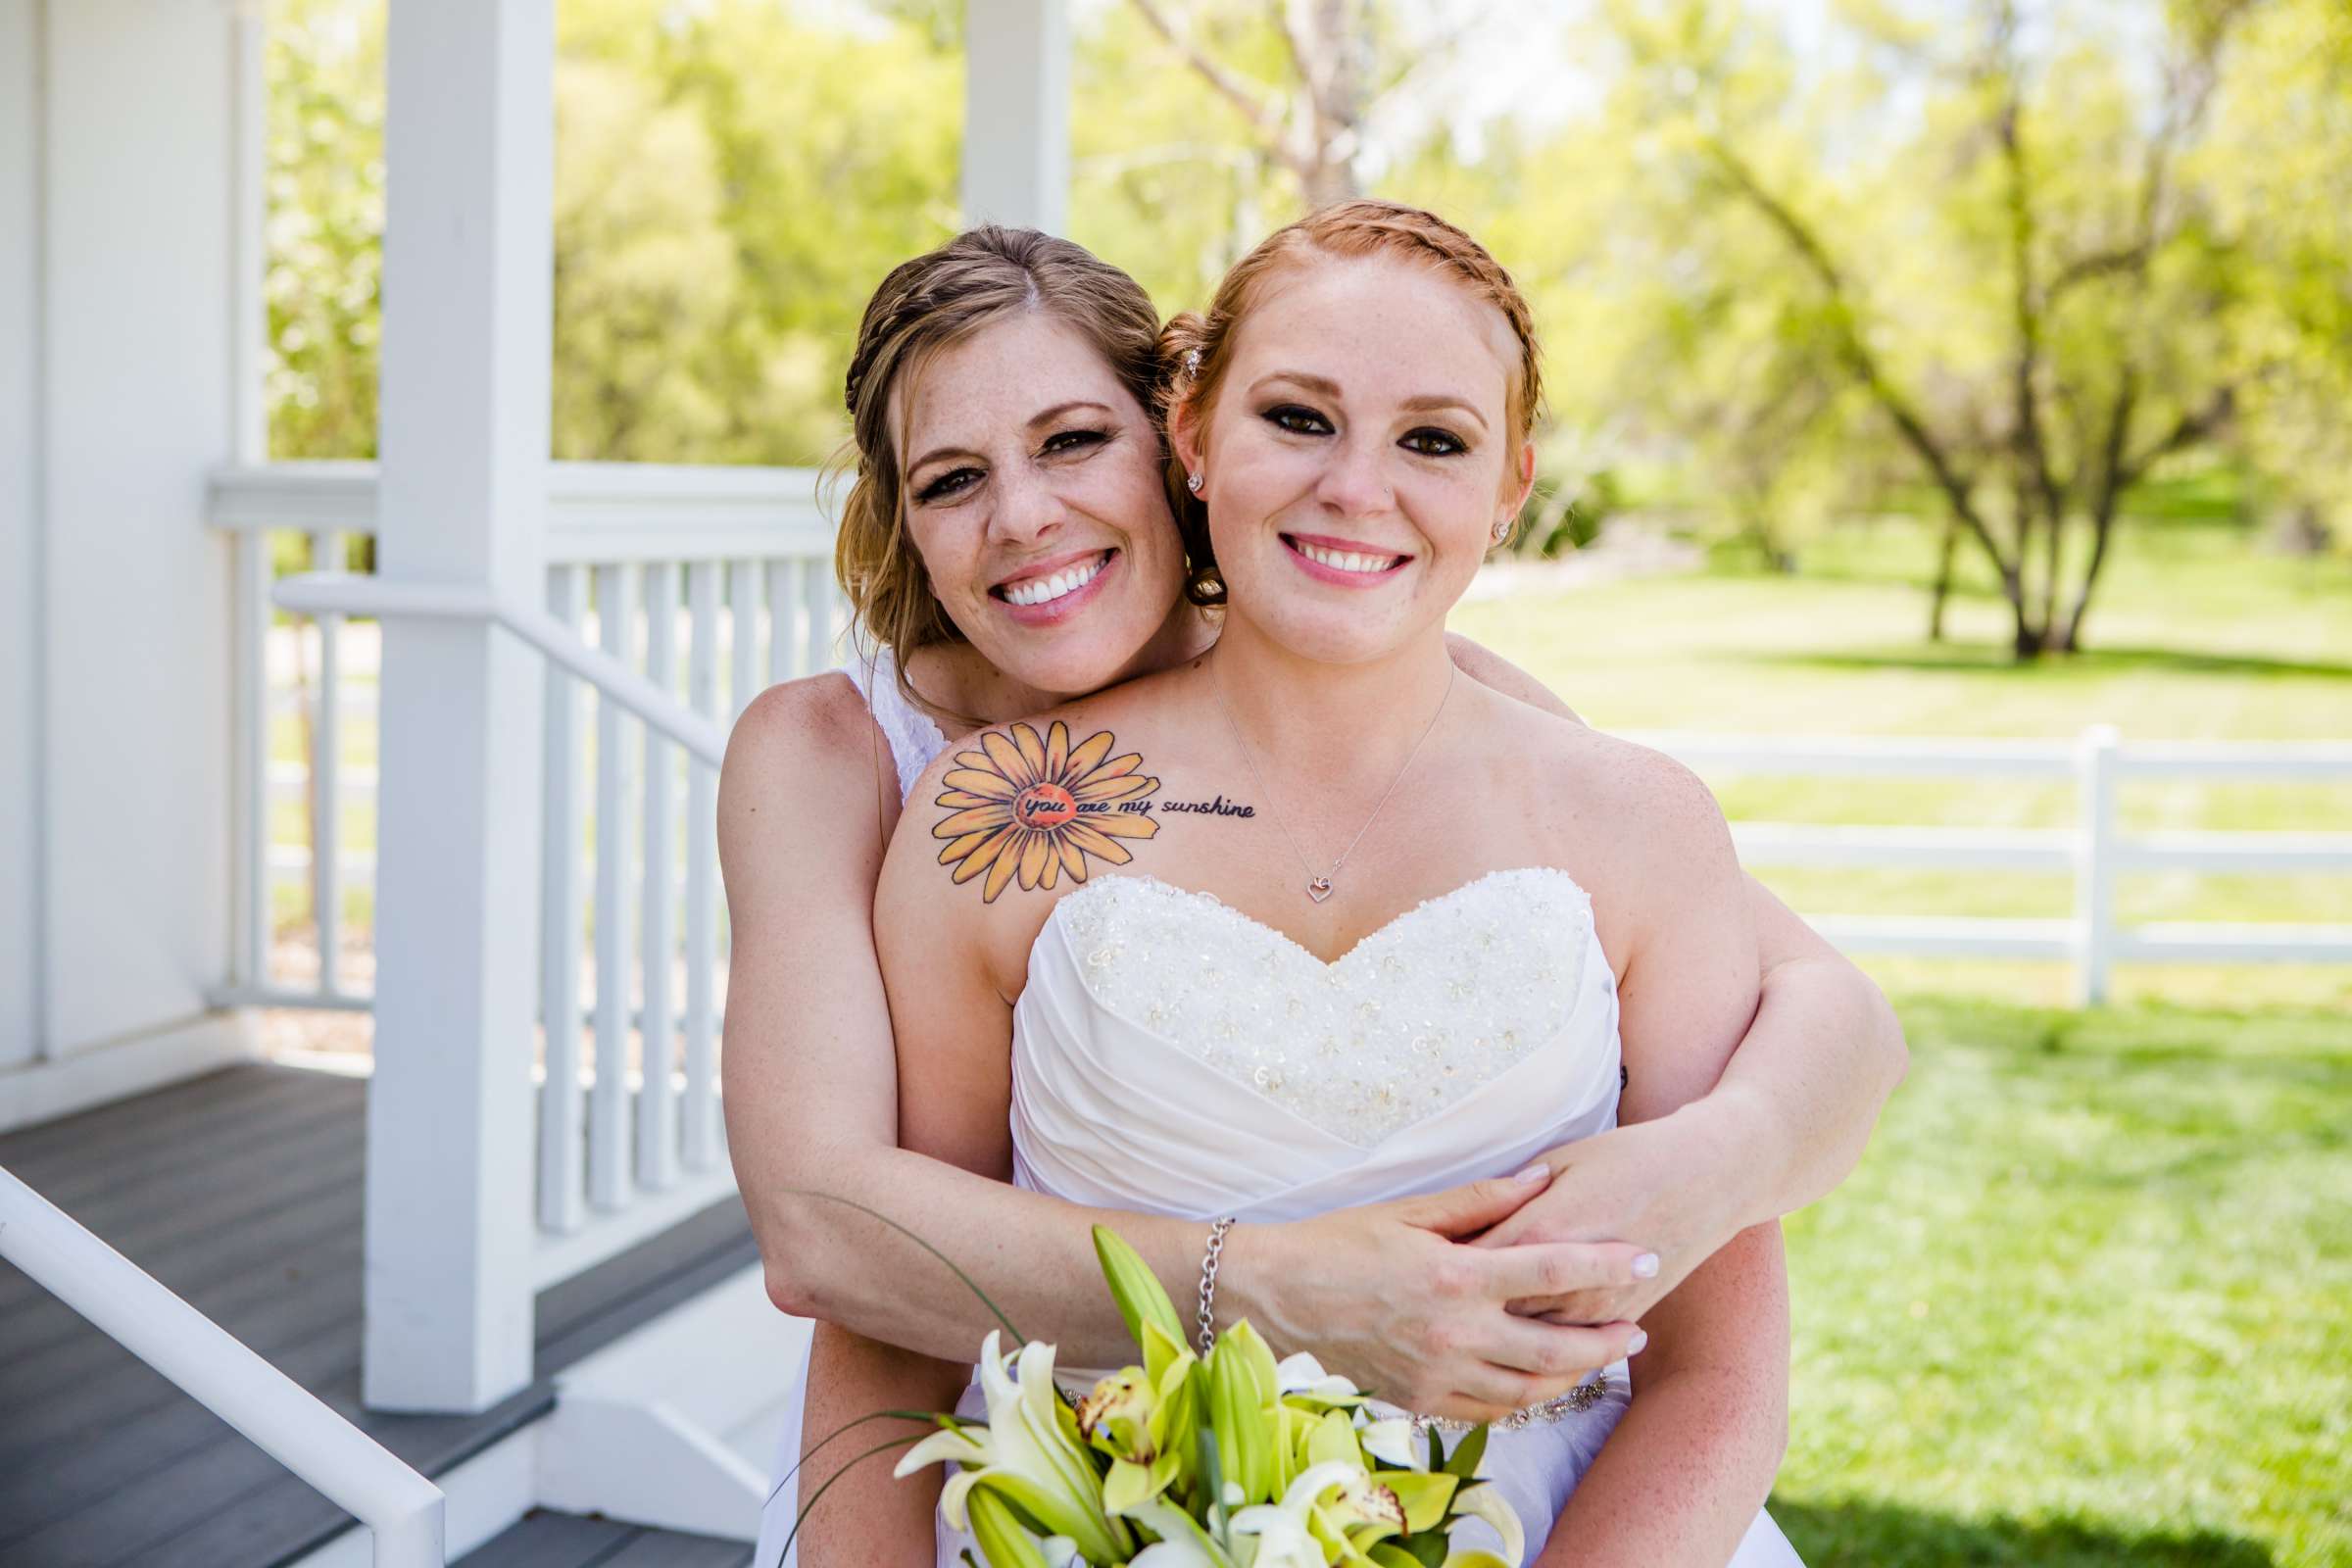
875,1225,1524,1568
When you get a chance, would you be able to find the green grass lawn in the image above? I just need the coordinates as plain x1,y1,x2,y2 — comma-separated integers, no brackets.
1773,994,2351,1567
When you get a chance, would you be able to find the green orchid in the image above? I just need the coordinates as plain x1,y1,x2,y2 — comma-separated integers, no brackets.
1076,1315,1203,1515
894,1330,1133,1566
1228,1458,1419,1567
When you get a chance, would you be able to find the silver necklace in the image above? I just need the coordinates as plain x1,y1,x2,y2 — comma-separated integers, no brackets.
1209,660,1457,905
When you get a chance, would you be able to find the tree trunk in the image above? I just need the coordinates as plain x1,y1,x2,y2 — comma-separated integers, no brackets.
2012,606,2045,660
2059,501,2124,652
1928,514,1960,641
1300,0,1362,206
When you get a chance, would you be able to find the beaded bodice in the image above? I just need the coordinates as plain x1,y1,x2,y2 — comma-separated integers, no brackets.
1007,867,1621,1224
1057,870,1602,1147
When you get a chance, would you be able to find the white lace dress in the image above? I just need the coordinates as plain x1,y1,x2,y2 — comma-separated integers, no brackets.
755,654,1801,1568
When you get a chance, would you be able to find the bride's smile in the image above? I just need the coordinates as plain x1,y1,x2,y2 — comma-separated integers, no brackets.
1174,256,1535,671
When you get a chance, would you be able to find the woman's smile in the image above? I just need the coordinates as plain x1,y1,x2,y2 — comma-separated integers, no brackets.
1281,531,1413,586
991,546,1120,621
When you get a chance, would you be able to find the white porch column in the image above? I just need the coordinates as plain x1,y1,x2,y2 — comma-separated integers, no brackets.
366,0,554,1412
961,0,1070,233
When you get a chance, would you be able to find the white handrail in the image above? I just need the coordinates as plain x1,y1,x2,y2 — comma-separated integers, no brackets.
0,1164,446,1567
272,572,727,767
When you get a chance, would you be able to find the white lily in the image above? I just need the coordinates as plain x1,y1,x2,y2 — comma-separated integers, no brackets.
1449,1480,1527,1567
1357,1418,1421,1469
894,1331,1132,1565
1273,1351,1366,1406
1229,1458,1404,1568
1120,1500,1239,1568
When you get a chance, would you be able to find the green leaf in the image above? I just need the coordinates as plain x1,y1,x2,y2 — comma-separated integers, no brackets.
1441,1423,1489,1481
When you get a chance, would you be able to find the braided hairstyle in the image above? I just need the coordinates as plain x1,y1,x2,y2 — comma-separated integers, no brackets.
1158,200,1545,596
831,227,1184,702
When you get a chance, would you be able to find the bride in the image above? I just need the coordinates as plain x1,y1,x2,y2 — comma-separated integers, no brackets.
829,202,1804,1565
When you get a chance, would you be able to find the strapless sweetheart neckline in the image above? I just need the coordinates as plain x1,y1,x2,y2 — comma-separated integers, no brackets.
1044,864,1602,973
1029,867,1612,1153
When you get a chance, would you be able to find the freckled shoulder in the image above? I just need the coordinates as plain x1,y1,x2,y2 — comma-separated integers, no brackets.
917,712,1168,906
717,671,899,864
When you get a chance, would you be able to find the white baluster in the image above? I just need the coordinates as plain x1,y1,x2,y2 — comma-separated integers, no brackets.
638,563,680,1191
2073,724,2121,1006
730,558,761,718
310,530,344,998
236,531,271,989
538,564,589,1234
800,555,833,676
765,560,795,683
683,562,722,1169
591,563,640,1211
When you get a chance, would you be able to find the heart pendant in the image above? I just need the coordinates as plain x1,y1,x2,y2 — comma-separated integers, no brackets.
1306,876,1334,904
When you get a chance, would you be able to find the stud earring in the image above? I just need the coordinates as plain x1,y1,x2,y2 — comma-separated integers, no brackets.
1187,472,1203,495
1491,515,1512,545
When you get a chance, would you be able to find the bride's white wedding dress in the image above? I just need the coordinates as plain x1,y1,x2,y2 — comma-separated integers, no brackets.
754,655,1800,1566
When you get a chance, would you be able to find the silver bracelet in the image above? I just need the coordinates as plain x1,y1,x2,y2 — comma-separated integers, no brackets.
1196,1216,1237,1354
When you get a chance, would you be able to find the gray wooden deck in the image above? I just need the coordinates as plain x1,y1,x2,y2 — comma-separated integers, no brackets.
0,1062,761,1568
456,1509,752,1568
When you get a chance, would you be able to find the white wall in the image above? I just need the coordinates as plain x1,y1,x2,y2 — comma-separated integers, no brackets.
37,0,238,1055
0,0,43,1072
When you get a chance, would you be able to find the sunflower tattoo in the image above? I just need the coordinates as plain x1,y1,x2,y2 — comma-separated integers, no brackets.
934,721,1160,902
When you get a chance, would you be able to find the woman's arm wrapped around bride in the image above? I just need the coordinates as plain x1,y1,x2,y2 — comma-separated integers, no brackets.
1440,636,1905,1329
1531,740,1791,1566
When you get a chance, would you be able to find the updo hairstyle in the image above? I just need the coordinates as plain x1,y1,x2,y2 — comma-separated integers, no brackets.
1157,200,1545,597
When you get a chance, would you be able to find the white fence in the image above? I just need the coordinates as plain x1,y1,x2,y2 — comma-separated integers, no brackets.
1629,728,2352,1003
206,461,847,1292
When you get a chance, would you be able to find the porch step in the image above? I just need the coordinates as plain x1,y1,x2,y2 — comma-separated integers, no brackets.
454,1508,751,1567
0,1062,762,1567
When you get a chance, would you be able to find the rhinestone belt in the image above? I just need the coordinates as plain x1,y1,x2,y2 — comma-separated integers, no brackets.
1407,1369,1612,1435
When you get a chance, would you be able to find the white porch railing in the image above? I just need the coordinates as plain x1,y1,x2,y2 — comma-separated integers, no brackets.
1628,727,2352,1004
206,460,846,1291
0,1164,446,1566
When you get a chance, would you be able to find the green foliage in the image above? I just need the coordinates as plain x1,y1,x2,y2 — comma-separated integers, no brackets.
266,0,961,465
266,0,384,460
262,0,2350,601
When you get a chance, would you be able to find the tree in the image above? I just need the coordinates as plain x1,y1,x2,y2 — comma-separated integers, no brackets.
1603,0,2270,656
